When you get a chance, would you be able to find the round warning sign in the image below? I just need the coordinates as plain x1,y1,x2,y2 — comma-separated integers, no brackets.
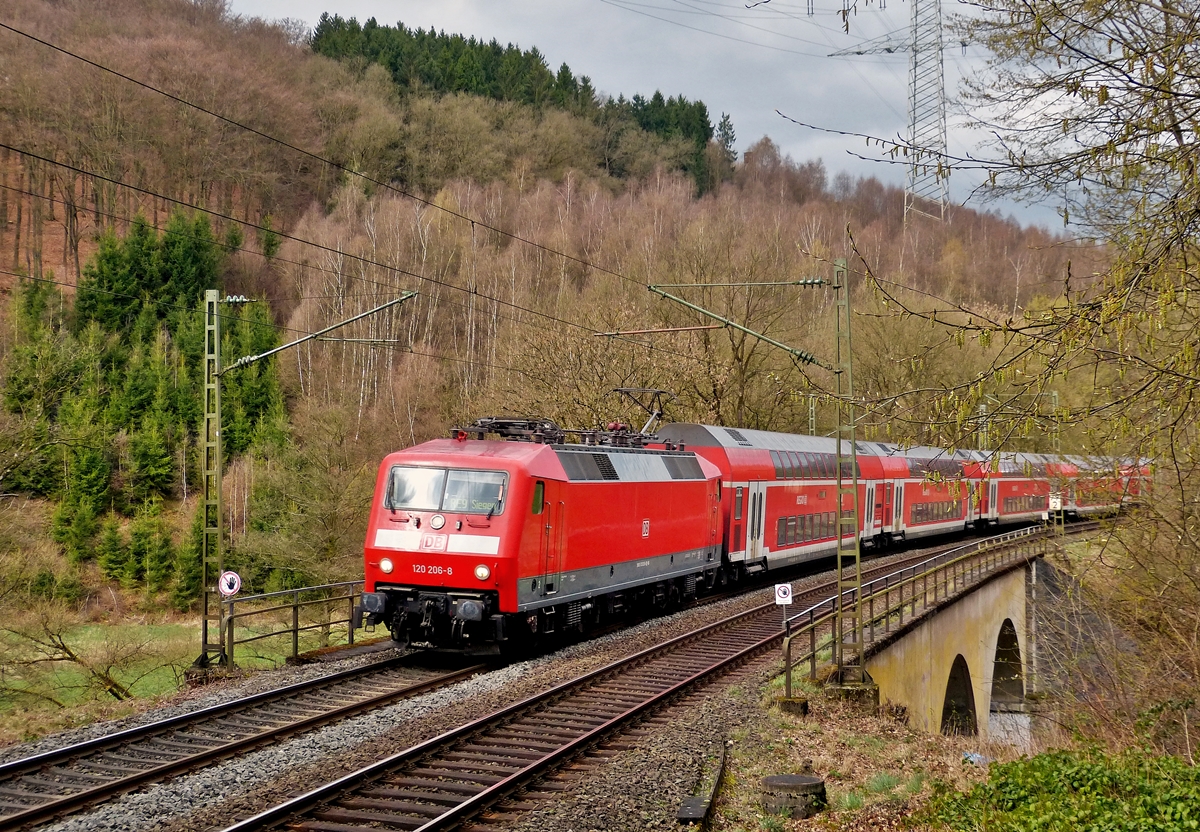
775,583,793,605
218,570,242,597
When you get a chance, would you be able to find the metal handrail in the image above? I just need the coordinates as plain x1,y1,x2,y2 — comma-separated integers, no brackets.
781,527,1047,696
221,580,365,666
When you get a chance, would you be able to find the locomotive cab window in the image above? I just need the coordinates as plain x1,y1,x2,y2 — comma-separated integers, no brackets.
387,466,508,515
387,467,445,511
532,480,544,514
443,470,507,514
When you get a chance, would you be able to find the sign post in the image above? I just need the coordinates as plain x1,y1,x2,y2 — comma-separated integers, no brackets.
775,582,793,628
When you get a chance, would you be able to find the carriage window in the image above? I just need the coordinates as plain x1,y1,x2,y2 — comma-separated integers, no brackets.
532,480,545,515
735,487,744,520
388,466,446,510
443,469,508,514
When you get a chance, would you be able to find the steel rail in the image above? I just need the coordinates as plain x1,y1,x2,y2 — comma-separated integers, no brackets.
221,537,1010,832
224,600,787,831
0,658,486,831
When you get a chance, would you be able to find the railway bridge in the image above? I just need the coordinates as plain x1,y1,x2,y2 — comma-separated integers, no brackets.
783,526,1057,741
864,560,1039,739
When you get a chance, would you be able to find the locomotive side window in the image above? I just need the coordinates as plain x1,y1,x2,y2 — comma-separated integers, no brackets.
443,469,508,514
532,480,545,515
388,467,446,510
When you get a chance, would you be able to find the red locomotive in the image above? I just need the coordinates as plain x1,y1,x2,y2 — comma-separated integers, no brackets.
357,418,1144,651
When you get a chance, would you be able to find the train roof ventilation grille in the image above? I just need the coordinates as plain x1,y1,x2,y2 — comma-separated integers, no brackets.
724,428,753,446
592,453,620,480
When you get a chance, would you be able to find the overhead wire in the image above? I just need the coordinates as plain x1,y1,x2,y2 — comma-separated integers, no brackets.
0,22,750,368
0,21,646,294
0,263,546,382
1,141,718,367
0,181,626,339
0,20,855,387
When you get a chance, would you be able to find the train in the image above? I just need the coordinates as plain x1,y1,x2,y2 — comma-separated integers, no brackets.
355,418,1146,652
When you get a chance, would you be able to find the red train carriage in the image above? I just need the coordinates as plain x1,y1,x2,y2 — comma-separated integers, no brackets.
358,417,1142,651
655,426,984,576
359,422,721,650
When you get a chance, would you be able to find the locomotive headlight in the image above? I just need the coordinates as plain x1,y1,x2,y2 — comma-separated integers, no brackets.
474,564,491,581
430,514,445,530
379,557,394,574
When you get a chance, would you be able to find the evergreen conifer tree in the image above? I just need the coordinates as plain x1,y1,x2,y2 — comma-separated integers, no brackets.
140,502,175,593
97,514,128,581
124,509,151,588
171,508,205,612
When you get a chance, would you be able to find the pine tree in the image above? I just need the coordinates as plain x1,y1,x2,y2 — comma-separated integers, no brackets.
171,507,204,612
97,514,129,581
141,502,175,593
68,498,100,564
124,509,152,588
129,417,175,502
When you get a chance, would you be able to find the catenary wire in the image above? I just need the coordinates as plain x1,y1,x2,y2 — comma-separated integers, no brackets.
0,21,648,294
0,162,713,364
0,265,550,379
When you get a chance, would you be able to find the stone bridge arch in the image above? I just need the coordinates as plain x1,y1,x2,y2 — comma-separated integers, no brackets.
864,563,1037,739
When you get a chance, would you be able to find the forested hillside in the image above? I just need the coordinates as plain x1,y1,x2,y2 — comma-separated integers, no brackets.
0,0,1113,736
309,14,727,191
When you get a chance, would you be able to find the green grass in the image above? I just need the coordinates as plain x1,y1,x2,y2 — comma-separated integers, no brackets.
867,772,903,794
834,791,865,810
903,772,926,795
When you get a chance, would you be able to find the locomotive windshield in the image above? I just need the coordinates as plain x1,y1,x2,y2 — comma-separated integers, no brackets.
387,466,507,515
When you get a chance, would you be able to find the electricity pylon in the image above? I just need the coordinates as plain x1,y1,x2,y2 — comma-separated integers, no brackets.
829,0,948,221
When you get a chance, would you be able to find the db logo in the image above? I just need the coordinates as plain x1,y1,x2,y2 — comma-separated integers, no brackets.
642,519,650,538
420,534,448,551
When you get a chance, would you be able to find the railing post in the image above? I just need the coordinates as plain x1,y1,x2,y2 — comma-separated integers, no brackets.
784,635,793,699
292,589,300,660
225,599,235,667
809,614,817,680
348,593,356,646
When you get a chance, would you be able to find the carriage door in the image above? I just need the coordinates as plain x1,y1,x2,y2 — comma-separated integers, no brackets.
863,485,875,538
988,481,999,522
540,495,565,597
881,483,894,534
747,481,768,561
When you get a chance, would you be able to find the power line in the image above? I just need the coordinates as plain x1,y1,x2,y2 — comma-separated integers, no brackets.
597,0,829,55
0,181,564,330
0,155,710,365
0,21,646,294
1,144,609,341
0,23,826,371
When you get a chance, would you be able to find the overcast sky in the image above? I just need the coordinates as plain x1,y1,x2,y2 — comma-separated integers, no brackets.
231,0,1052,228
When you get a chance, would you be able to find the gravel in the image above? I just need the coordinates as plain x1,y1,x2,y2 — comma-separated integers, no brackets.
18,551,930,832
0,642,411,767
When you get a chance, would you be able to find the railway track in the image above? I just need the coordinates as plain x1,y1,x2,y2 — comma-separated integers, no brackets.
225,524,1078,832
0,657,486,831
0,520,1099,831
